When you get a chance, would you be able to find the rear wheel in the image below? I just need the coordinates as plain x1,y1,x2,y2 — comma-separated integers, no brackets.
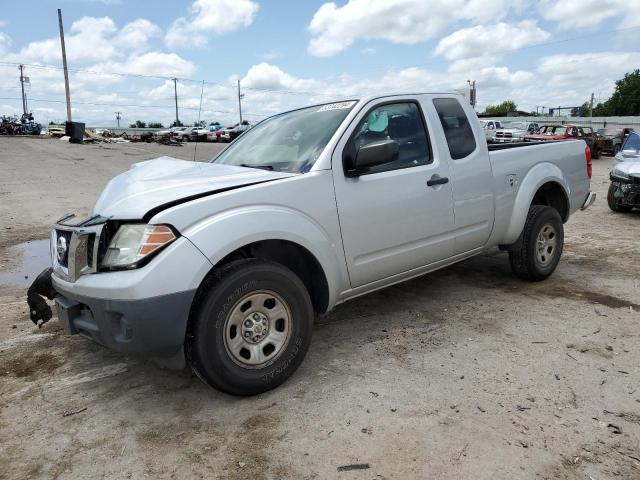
186,259,314,395
613,144,621,155
508,205,564,281
607,183,632,213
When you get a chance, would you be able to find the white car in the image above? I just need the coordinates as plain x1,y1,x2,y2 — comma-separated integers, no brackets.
494,122,540,143
30,93,595,395
481,120,502,143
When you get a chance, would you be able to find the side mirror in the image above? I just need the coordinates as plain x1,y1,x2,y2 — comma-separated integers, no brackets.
352,139,399,174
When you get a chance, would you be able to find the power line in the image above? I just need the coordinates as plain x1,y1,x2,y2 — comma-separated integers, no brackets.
0,96,269,117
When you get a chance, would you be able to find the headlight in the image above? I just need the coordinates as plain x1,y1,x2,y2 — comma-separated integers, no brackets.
101,224,177,269
612,168,630,180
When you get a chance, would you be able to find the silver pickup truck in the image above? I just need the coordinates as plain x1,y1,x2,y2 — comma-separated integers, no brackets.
29,93,595,395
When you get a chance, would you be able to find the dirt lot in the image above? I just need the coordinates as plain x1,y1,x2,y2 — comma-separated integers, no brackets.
1,137,639,480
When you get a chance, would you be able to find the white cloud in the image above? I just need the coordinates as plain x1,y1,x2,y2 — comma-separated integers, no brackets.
308,0,465,57
116,19,161,52
165,0,259,48
2,16,163,64
538,0,640,29
361,47,376,55
0,32,11,56
435,21,550,61
307,0,539,57
459,0,526,22
536,52,640,86
95,52,196,78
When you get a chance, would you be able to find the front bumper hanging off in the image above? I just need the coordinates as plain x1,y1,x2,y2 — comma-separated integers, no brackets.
27,267,57,327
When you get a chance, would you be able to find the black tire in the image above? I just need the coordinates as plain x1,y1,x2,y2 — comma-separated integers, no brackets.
607,183,632,213
186,259,314,395
613,144,621,155
508,205,564,282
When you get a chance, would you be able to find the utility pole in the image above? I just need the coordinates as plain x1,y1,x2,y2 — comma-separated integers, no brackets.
172,78,179,126
19,64,27,115
237,79,244,124
57,9,72,123
115,111,122,128
467,79,476,108
589,92,594,118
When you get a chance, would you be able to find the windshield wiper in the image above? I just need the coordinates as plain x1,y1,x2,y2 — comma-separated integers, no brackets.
240,163,274,171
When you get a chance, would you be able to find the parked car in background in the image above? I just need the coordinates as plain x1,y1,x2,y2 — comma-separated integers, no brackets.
210,125,236,142
30,93,595,395
481,120,502,143
206,125,225,142
221,123,252,142
494,122,539,143
190,127,210,142
608,131,640,212
173,127,196,142
524,125,601,157
596,127,634,155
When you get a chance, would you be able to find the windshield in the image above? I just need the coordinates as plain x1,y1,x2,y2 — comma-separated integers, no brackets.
598,128,620,136
622,132,640,152
212,101,356,173
504,122,526,130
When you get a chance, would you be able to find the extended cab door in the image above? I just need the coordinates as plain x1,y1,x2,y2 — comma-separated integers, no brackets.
332,99,456,288
432,98,495,254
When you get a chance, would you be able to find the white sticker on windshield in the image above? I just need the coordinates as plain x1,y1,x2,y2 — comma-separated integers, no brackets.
317,101,356,112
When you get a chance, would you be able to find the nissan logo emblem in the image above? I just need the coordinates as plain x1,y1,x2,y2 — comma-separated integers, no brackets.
56,235,67,262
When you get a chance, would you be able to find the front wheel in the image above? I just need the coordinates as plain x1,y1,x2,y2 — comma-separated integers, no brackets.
186,259,314,395
508,205,564,281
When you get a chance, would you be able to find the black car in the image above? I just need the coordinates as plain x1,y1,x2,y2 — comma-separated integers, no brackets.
596,127,634,155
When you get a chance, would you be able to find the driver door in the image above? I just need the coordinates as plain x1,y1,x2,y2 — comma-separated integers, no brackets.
332,100,455,288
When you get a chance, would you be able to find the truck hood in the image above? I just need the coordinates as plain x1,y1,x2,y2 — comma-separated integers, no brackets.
93,156,296,219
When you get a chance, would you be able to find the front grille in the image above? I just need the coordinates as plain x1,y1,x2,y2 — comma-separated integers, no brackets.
55,229,73,267
496,132,513,138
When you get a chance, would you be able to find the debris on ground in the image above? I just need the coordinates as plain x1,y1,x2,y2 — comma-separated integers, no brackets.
337,463,370,472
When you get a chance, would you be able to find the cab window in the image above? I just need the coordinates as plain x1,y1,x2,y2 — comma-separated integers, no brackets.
433,98,477,160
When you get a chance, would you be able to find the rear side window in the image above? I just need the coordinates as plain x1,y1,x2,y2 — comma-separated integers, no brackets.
433,98,477,160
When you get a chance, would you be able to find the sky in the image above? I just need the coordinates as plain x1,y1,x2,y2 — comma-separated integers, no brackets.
0,0,639,127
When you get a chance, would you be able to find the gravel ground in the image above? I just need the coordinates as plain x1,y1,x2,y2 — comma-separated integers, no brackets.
0,137,639,480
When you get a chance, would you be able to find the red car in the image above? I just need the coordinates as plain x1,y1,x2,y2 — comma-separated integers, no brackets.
211,125,236,142
524,124,593,142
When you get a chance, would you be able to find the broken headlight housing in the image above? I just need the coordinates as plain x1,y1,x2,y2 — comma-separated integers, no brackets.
612,168,630,180
101,224,177,269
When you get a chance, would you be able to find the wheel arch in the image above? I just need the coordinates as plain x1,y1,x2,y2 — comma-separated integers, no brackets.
197,239,331,315
503,163,571,245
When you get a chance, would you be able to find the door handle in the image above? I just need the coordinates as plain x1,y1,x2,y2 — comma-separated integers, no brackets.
426,176,449,187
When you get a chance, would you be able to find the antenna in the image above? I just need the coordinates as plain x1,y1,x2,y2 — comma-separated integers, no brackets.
193,80,205,162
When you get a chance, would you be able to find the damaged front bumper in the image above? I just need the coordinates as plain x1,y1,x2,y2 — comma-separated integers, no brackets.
610,174,640,207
